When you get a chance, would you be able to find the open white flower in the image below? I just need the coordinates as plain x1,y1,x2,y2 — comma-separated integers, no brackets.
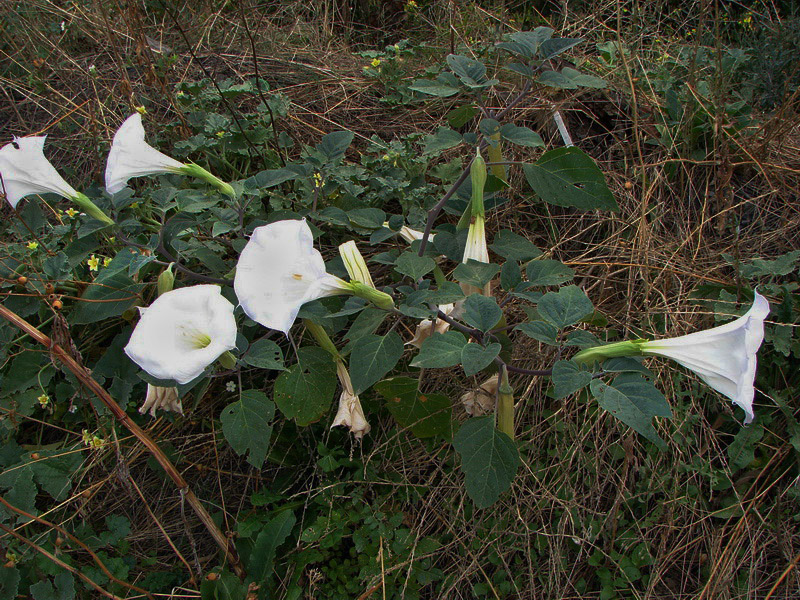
0,136,79,208
234,219,351,334
125,285,237,385
105,113,235,197
0,136,114,224
139,385,182,417
331,361,371,439
105,113,185,194
574,291,770,424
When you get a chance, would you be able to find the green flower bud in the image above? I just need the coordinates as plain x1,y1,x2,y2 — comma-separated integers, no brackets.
157,264,175,296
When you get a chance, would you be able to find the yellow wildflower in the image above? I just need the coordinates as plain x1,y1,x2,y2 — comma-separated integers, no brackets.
103,257,112,267
37,394,49,407
313,172,323,188
66,208,78,218
27,241,39,250
371,58,381,68
87,255,100,272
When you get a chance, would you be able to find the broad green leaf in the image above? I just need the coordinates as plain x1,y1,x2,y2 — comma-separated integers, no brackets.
515,321,559,345
394,252,436,280
539,37,583,59
738,250,800,278
423,127,462,154
537,285,594,328
602,357,652,377
462,342,501,376
274,347,337,426
552,360,593,399
590,374,672,449
447,104,478,127
523,147,618,212
349,333,404,394
30,573,75,600
347,207,386,230
454,261,500,290
345,308,387,344
411,331,467,368
375,377,452,438
242,340,285,370
243,167,298,189
727,423,764,470
317,131,354,162
447,54,497,88
479,118,501,139
500,123,545,147
221,390,275,468
249,511,296,584
525,259,574,286
537,68,607,90
500,260,522,291
71,272,144,324
0,567,20,600
453,416,519,508
463,295,502,332
199,571,248,600
491,230,542,261
409,79,460,97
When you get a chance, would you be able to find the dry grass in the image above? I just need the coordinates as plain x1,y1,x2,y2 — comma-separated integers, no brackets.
1,0,799,598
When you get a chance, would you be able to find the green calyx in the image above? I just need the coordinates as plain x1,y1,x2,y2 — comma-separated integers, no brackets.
157,264,175,296
71,192,114,226
348,281,395,311
217,351,237,370
470,150,487,220
572,339,648,366
178,163,236,198
303,319,341,360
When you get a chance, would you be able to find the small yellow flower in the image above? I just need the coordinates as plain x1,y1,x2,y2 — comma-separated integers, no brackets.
103,257,112,267
66,208,78,218
27,241,39,250
90,436,104,448
37,394,49,407
87,255,99,272
134,105,147,115
216,131,225,138
406,0,418,9
82,429,92,445
371,58,381,68
313,172,323,188
130,202,139,209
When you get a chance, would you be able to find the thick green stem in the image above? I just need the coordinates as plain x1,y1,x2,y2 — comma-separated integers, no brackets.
572,339,647,366
178,163,236,198
72,193,114,226
303,319,341,360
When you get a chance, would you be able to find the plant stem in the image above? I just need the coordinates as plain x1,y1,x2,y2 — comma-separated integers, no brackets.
0,303,247,580
497,364,515,440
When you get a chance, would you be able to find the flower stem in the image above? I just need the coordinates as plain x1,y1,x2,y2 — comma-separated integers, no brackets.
72,192,114,226
497,365,515,440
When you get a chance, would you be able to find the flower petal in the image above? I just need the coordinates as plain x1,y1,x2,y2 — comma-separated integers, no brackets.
643,291,769,423
105,113,185,194
0,136,79,208
234,219,348,334
124,285,237,385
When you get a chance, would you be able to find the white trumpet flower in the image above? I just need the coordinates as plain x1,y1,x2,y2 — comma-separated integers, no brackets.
407,303,455,348
382,221,433,245
574,291,770,424
234,219,352,334
0,136,78,208
105,113,234,197
461,151,491,297
0,136,114,224
125,285,237,385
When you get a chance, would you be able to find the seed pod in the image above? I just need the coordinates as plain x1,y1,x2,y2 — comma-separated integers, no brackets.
17,276,28,285
52,300,63,310
45,283,55,294
206,573,219,581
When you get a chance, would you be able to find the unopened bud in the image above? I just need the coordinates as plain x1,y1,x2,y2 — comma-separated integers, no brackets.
157,264,175,296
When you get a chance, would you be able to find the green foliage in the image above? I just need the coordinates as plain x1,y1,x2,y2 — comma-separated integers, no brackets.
453,416,519,507
375,377,452,438
274,347,337,425
349,332,404,394
221,390,275,468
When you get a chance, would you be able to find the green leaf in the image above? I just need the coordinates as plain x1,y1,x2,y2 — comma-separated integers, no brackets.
738,250,800,278
447,54,496,88
515,321,559,345
602,357,652,377
349,333,404,395
411,331,467,368
249,511,296,584
409,78,460,97
274,347,337,426
479,118,501,139
491,230,542,261
31,573,75,600
376,377,452,438
221,390,275,468
539,37,583,59
523,147,619,212
500,124,545,147
345,308,387,344
394,252,436,281
200,571,248,600
317,131,353,162
537,67,607,90
463,295,502,332
423,127,462,154
242,340,285,370
727,423,764,470
447,104,478,128
453,416,519,508
71,272,144,324
552,360,593,399
454,261,500,290
590,374,672,449
462,343,501,376
347,207,386,230
525,259,574,287
243,168,298,190
500,260,522,291
537,285,594,328
0,567,20,600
